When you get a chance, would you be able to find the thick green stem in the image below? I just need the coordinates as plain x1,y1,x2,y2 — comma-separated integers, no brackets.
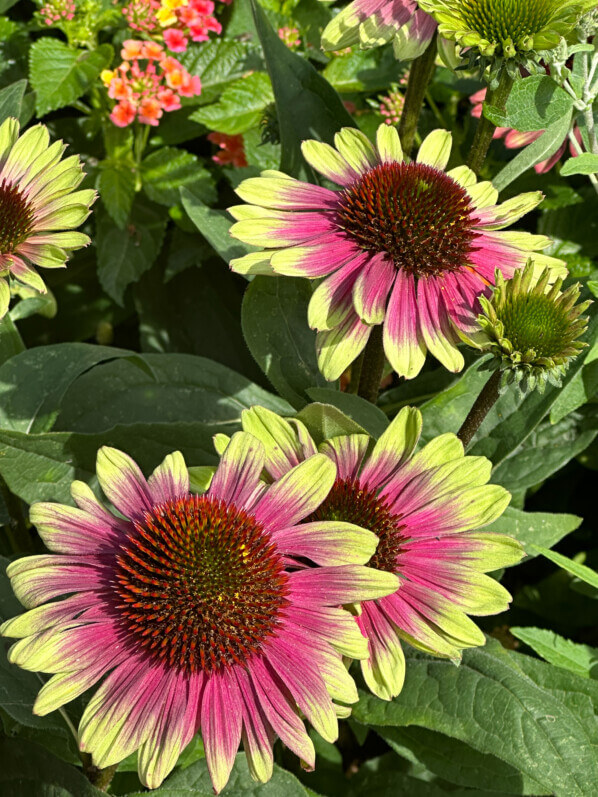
457,369,501,447
398,31,438,157
82,757,118,792
467,71,514,175
357,325,385,404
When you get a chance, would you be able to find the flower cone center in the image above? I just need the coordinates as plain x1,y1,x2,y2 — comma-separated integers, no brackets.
460,0,555,46
501,294,572,358
0,179,34,255
336,162,479,277
113,494,289,674
307,478,404,573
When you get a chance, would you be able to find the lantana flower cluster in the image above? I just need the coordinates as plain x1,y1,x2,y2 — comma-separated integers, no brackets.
39,0,75,26
157,0,222,52
101,40,201,127
122,0,161,34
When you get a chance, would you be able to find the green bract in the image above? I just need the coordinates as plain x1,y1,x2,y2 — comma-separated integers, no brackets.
419,0,592,60
470,261,591,393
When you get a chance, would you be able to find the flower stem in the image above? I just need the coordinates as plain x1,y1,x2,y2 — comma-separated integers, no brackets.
457,369,501,447
357,325,385,404
398,30,438,156
82,757,118,792
467,71,515,175
0,473,32,554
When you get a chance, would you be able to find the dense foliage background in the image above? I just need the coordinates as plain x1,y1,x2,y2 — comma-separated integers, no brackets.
0,0,597,794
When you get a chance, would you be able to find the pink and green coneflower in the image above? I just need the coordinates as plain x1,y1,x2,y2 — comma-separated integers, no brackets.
321,0,437,61
229,124,566,381
2,437,397,791
0,117,94,318
226,405,525,700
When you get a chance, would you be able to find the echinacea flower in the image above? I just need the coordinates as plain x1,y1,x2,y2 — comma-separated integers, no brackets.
2,437,397,791
0,118,94,318
225,405,524,700
419,0,592,61
229,124,566,381
321,0,437,60
470,260,591,393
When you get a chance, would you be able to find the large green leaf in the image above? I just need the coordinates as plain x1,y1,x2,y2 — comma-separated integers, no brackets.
241,276,329,408
353,639,598,797
484,76,574,132
0,79,25,125
142,147,215,207
55,353,291,433
531,545,598,590
181,186,252,265
96,200,167,305
250,0,355,179
0,343,134,434
485,506,582,556
306,388,389,439
190,72,274,135
29,40,113,116
96,161,136,229
179,39,249,105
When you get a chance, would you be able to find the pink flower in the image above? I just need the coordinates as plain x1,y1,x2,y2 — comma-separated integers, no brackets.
164,27,188,51
159,0,222,52
278,26,302,49
2,440,395,791
110,101,137,127
122,0,161,33
230,125,567,380
207,132,248,168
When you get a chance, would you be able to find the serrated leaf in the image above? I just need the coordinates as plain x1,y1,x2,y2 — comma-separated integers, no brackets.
493,111,572,192
241,276,330,408
511,627,598,679
179,39,249,104
142,147,215,206
251,0,355,180
97,161,136,228
484,76,574,132
190,72,273,135
353,639,598,797
561,152,598,176
96,200,167,305
29,39,113,116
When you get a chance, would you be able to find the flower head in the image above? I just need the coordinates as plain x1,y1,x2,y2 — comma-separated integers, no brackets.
471,260,591,393
39,0,75,26
322,0,437,60
2,438,396,791
0,118,94,318
419,0,592,61
278,26,302,49
157,0,222,52
122,0,161,33
229,124,566,381
379,86,405,125
102,41,200,127
232,405,524,700
207,132,248,167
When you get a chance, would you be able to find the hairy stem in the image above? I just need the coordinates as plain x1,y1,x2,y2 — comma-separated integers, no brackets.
82,757,118,792
457,369,501,448
467,71,514,175
357,325,385,404
398,31,439,156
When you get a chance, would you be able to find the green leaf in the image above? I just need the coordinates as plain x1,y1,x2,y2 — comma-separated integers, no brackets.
295,402,368,444
142,147,215,207
29,40,113,116
376,726,549,795
0,79,25,125
241,276,330,408
484,76,574,132
179,39,249,105
97,161,136,229
129,753,309,796
0,423,230,506
485,506,582,556
96,200,167,305
250,0,355,179
531,545,598,590
323,49,399,94
353,639,598,797
0,737,104,797
492,111,572,192
181,186,252,264
306,388,389,439
560,152,598,176
190,72,274,135
0,343,135,434
54,353,291,433
511,627,598,679
0,315,25,367
550,338,598,423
